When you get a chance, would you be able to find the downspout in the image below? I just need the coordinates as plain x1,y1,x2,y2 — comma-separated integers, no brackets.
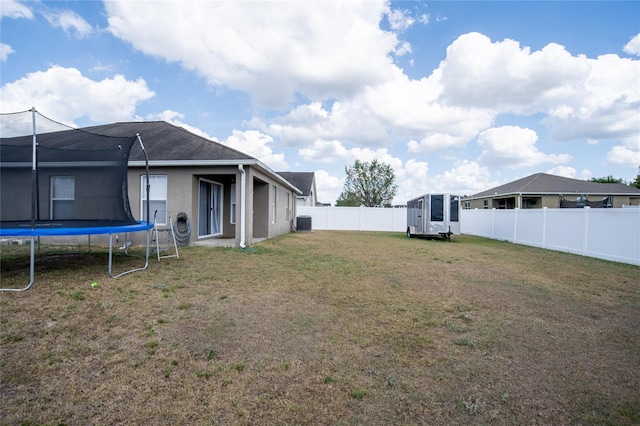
238,164,246,248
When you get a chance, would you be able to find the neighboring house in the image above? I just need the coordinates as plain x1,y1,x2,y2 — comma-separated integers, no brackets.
277,172,318,206
463,173,640,210
87,121,301,247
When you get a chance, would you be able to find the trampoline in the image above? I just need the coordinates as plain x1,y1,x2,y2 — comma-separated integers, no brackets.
1,108,154,291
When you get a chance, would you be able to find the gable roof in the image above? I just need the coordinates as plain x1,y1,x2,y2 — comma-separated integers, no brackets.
277,172,315,197
470,173,640,198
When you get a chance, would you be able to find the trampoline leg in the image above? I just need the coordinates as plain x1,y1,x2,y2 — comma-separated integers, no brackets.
107,230,151,278
0,237,36,292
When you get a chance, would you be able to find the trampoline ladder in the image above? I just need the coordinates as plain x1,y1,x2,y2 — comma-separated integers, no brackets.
152,210,179,261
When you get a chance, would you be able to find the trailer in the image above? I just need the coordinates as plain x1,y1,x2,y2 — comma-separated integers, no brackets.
406,193,461,239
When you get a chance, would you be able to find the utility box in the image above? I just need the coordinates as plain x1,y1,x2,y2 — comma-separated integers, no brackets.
406,193,461,239
296,215,312,232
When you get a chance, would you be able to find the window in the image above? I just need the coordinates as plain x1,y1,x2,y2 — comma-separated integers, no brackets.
430,195,444,222
141,175,167,224
272,186,277,223
450,196,459,222
51,176,74,219
230,184,236,224
463,201,471,210
604,195,613,208
483,200,489,209
523,198,538,209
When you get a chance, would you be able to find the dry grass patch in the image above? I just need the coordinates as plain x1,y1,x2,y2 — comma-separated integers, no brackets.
1,232,639,425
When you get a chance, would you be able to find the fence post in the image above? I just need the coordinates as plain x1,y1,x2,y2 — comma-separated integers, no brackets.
491,208,496,238
582,207,590,255
542,207,547,249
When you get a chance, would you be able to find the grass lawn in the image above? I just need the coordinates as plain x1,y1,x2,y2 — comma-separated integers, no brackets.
1,231,639,425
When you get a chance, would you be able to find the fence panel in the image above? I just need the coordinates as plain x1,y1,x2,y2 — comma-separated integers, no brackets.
544,209,586,254
492,210,516,241
297,206,406,232
514,209,544,247
585,208,639,264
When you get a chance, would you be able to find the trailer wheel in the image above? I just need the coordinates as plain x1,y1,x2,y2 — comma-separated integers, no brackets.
407,227,413,238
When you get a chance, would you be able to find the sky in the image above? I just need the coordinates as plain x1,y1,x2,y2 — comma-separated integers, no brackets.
1,0,639,205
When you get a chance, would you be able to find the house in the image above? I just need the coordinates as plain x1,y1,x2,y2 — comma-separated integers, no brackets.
276,172,318,206
463,173,640,210
87,121,301,247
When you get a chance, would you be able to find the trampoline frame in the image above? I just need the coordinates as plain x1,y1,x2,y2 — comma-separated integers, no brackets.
0,221,153,292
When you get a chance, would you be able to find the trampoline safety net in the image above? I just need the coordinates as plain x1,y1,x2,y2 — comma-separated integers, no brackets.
0,109,139,228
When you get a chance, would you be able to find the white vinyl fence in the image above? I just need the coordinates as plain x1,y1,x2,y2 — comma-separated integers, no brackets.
461,207,640,266
297,206,407,232
296,206,640,266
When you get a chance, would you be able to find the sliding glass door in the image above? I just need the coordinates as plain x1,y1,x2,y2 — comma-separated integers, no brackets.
198,179,222,237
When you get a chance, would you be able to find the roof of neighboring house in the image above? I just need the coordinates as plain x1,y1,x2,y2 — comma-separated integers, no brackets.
277,172,315,197
469,173,640,198
83,121,253,162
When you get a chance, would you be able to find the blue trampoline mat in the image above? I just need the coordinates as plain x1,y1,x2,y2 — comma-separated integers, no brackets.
0,220,153,237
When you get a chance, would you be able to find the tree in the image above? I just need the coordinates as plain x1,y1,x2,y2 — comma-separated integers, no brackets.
630,168,640,189
336,159,398,207
590,175,625,184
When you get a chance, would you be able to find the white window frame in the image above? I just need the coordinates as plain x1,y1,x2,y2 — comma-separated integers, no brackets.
141,175,167,225
50,176,75,220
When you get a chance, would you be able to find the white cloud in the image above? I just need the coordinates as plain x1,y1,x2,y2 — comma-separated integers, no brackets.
364,69,495,150
0,0,33,19
0,66,155,124
544,54,640,141
44,9,93,38
623,33,640,56
221,130,288,170
394,41,412,57
606,135,640,167
313,169,343,205
386,8,415,32
439,33,590,113
477,125,571,168
430,160,497,196
395,158,429,202
106,0,398,109
1,43,15,61
546,166,577,179
436,32,639,143
264,100,391,148
299,139,402,170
